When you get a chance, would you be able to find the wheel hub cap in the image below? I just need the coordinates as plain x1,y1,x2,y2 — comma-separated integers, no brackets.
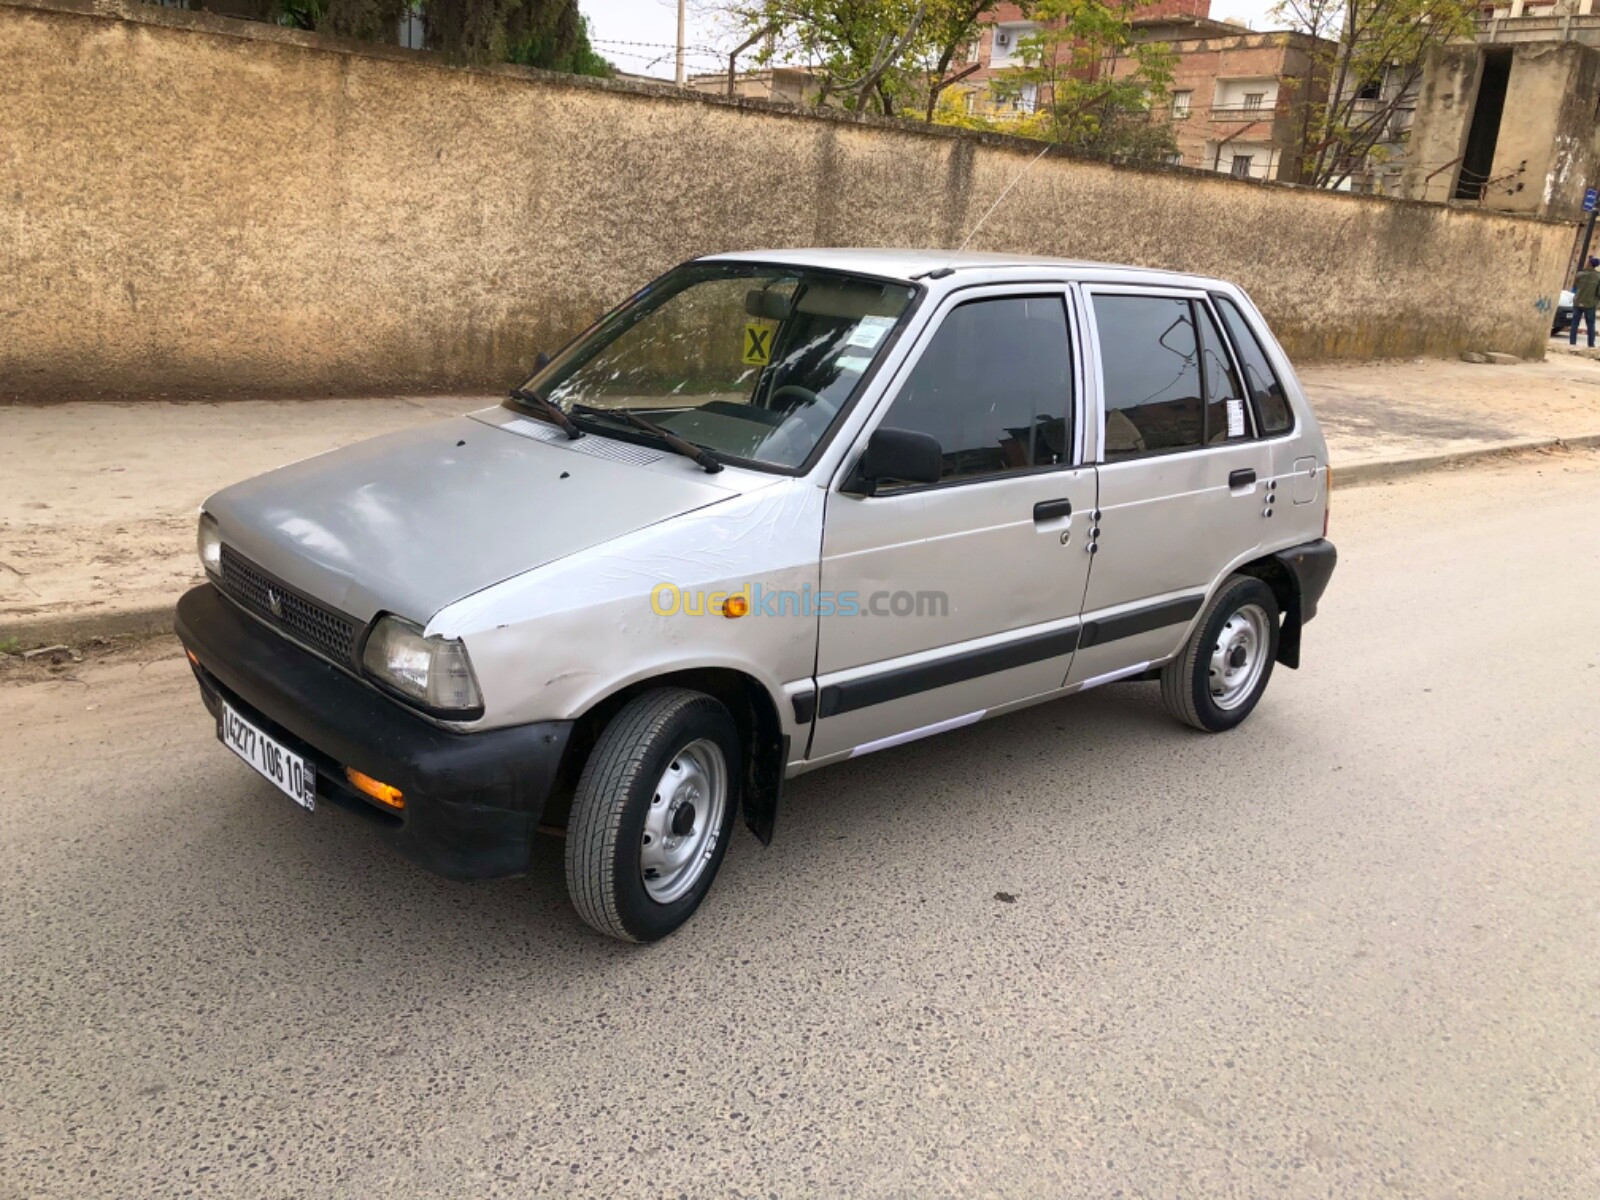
1208,602,1270,711
639,739,727,904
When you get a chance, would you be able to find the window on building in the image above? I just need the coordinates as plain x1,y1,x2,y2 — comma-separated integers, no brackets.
877,297,1072,483
1356,78,1382,101
1165,152,1184,167
1213,296,1293,434
1242,91,1265,111
989,22,1037,67
1172,89,1193,118
1231,155,1254,178
1094,295,1207,461
1017,83,1039,114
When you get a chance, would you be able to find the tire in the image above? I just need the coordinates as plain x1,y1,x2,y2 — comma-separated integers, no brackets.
565,687,741,942
1160,575,1280,733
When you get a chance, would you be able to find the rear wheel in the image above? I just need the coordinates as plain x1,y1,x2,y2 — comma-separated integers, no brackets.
1160,576,1279,732
564,688,741,942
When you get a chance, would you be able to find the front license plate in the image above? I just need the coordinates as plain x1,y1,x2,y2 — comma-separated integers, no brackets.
219,701,316,811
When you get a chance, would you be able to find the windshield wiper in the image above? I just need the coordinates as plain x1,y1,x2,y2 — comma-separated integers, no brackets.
508,385,583,440
613,409,723,473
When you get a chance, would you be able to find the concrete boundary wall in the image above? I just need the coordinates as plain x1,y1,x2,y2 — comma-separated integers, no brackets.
0,0,1576,399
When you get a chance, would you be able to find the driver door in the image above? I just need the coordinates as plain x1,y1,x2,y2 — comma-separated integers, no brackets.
808,287,1096,760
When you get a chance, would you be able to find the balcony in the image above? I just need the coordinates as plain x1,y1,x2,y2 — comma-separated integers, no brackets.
1209,104,1277,122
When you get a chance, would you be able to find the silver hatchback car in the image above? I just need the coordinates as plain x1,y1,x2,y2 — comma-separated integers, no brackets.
178,250,1336,941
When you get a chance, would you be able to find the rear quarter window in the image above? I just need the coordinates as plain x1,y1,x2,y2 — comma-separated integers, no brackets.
1213,295,1293,435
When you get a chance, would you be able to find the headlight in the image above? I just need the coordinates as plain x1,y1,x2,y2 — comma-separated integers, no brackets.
361,616,483,716
197,513,222,578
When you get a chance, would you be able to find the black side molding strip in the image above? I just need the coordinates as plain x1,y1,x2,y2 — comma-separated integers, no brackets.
792,690,816,725
814,594,1209,721
818,625,1081,719
1078,594,1205,650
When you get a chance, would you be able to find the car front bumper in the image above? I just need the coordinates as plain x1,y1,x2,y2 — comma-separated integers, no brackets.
175,584,573,881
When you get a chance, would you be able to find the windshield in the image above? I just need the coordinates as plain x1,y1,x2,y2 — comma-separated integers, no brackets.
515,263,917,470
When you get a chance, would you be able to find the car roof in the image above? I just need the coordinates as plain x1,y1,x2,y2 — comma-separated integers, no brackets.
699,247,1227,290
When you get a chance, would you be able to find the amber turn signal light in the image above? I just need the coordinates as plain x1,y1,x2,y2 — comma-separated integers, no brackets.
722,595,749,619
345,767,404,810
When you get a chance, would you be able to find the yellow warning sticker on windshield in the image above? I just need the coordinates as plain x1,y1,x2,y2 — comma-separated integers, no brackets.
743,323,775,365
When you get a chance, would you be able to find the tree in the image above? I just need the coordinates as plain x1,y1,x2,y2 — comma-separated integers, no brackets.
726,0,1008,118
939,0,1177,164
262,0,611,71
1273,0,1474,189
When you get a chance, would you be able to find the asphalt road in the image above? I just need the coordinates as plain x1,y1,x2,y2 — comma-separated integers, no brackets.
3,451,1598,1199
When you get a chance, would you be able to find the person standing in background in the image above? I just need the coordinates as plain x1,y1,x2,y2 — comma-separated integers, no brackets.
1570,257,1600,348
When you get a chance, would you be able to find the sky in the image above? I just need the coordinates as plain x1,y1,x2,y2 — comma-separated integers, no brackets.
580,0,1286,80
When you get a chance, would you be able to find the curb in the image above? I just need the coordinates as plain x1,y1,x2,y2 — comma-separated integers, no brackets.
6,434,1600,654
1336,432,1600,488
3,604,175,653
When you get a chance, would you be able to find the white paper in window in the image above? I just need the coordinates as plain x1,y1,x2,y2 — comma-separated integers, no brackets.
1226,398,1246,438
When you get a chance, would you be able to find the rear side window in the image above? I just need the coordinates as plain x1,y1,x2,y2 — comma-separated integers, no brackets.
1093,295,1206,460
1213,295,1293,434
1195,302,1252,444
878,296,1072,483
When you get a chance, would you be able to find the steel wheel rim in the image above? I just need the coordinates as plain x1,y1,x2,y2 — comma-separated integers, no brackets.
640,738,727,904
1209,602,1270,710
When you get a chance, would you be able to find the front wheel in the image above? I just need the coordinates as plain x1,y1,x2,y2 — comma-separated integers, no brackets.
565,688,741,942
1160,576,1280,732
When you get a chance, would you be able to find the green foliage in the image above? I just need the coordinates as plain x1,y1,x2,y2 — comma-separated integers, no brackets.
940,0,1177,163
731,0,1008,118
507,10,611,75
1273,0,1476,188
260,0,611,73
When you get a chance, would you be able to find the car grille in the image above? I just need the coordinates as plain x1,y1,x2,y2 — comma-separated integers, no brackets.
218,545,360,665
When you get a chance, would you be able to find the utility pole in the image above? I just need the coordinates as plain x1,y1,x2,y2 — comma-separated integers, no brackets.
675,0,687,86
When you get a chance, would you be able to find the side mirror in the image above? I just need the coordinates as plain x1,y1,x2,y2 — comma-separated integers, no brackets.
533,351,551,372
852,427,943,493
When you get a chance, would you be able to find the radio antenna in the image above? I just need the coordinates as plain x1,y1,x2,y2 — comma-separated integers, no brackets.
955,141,1054,254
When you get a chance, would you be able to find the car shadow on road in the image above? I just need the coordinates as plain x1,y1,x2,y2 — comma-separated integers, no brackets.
18,676,1254,1021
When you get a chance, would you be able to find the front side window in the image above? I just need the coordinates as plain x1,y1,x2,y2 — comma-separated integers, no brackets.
1214,295,1293,434
875,296,1072,484
520,264,916,470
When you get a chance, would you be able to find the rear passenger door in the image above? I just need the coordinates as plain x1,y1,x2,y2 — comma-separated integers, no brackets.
1066,286,1272,687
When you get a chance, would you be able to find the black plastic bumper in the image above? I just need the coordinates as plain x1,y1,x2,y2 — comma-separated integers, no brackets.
175,584,572,881
1276,538,1337,623
1268,538,1336,670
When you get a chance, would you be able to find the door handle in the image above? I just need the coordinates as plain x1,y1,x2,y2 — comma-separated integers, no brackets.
1229,468,1257,489
1033,498,1072,522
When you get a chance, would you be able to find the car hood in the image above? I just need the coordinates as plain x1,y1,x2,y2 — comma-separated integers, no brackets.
204,412,752,624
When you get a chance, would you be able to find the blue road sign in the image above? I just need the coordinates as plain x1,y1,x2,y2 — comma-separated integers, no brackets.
1585,187,1598,213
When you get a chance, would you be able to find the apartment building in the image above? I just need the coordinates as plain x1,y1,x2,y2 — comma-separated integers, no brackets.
954,1,1332,183
1124,18,1333,181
